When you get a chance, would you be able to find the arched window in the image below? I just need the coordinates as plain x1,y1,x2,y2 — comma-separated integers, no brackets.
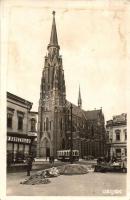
62,139,65,149
31,118,36,132
18,116,24,130
44,121,46,131
17,111,24,131
50,121,51,130
7,107,14,129
116,148,121,157
48,68,49,83
60,118,63,130
46,118,49,131
115,129,121,141
7,113,13,128
91,124,94,136
124,129,127,140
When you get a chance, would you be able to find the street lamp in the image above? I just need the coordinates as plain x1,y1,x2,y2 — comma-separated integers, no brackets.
64,103,73,164
56,102,73,163
70,103,73,164
110,137,112,161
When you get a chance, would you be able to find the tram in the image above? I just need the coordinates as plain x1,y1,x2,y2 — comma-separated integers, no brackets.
57,149,79,161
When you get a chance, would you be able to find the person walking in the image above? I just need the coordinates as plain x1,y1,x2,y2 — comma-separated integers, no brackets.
51,156,55,165
26,155,34,176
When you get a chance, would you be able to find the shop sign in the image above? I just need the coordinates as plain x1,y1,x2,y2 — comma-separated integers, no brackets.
27,132,37,137
7,136,31,143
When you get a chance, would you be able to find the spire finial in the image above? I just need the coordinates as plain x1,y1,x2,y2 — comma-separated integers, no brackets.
48,11,59,49
78,85,82,109
52,11,55,16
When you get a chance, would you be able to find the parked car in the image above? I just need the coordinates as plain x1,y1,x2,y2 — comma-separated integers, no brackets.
94,158,127,173
84,155,94,160
15,152,25,163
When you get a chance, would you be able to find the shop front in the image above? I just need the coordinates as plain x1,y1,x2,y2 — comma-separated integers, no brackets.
7,134,32,164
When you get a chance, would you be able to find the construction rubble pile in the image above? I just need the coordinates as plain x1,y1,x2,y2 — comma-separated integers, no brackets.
20,167,60,185
20,164,89,185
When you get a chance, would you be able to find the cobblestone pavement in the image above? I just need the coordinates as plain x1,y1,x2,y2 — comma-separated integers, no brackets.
7,170,126,196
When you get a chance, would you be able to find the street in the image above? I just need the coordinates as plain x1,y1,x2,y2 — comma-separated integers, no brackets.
7,170,126,196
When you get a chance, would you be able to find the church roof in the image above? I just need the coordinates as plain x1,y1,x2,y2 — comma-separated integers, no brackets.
65,100,83,118
85,110,101,120
72,104,84,118
66,100,102,121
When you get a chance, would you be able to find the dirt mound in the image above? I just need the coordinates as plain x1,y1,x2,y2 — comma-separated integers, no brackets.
57,164,88,175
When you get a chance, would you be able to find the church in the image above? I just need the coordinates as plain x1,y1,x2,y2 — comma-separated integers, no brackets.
37,11,106,159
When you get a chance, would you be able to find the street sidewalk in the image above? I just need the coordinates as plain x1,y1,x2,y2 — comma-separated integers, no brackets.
7,159,66,173
7,170,126,196
7,159,97,173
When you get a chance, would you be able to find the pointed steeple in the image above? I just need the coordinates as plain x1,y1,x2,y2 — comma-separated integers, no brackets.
78,85,82,108
48,11,59,49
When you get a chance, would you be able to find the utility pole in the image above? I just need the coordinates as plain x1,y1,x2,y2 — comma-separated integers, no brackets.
70,103,73,164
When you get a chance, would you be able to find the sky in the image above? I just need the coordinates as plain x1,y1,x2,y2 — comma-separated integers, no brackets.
5,0,128,121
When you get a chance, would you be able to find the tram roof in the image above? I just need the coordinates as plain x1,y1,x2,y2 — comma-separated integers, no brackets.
57,149,79,152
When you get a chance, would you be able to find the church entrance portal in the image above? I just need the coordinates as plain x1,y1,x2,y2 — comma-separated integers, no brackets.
40,137,50,158
46,147,50,159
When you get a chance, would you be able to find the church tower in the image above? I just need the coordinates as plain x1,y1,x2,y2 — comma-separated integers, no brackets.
37,11,66,158
78,85,82,108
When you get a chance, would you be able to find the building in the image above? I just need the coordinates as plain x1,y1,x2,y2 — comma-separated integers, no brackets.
37,11,106,159
28,111,38,157
7,92,37,163
65,101,106,158
106,113,127,159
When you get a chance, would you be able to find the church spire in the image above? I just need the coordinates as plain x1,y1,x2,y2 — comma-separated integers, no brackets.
78,85,82,108
48,11,59,49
